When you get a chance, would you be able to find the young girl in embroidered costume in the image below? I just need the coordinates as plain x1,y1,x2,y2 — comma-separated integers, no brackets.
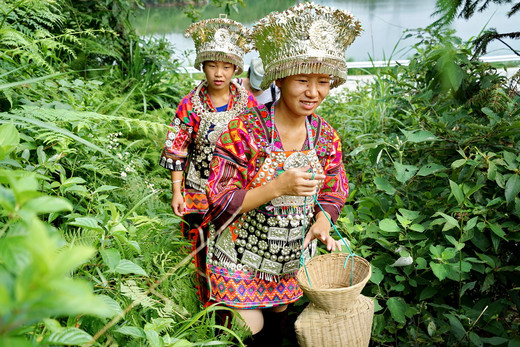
159,15,257,303
204,3,362,346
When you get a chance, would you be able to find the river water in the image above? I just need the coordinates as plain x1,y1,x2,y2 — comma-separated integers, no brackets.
133,0,519,65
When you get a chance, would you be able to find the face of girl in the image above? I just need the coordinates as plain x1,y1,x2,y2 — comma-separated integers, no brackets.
203,61,236,91
276,74,331,118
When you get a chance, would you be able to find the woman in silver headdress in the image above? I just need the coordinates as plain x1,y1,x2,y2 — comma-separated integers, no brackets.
204,3,362,345
159,16,257,303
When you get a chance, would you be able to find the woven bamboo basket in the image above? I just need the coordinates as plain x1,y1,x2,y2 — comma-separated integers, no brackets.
296,253,372,311
295,295,374,347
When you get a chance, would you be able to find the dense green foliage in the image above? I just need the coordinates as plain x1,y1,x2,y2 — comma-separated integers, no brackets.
1,0,519,346
320,27,520,346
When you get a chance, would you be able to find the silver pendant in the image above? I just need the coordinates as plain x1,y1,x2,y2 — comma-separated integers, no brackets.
284,151,310,170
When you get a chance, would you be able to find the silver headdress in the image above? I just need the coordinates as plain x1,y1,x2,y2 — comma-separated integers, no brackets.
185,15,251,75
251,2,362,89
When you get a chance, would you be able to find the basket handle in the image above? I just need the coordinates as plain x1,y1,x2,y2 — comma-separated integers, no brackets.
299,195,358,287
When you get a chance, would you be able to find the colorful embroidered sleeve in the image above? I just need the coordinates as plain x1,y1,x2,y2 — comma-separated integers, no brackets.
158,90,200,171
314,121,349,223
206,116,258,229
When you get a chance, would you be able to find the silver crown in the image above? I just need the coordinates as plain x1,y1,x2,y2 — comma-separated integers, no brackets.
185,15,251,75
252,2,362,89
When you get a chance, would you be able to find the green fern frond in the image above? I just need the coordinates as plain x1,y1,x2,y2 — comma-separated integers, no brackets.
1,27,33,50
121,280,158,309
63,228,100,247
145,318,174,334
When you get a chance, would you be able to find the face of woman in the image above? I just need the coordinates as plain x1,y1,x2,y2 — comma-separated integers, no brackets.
276,74,331,118
203,61,235,92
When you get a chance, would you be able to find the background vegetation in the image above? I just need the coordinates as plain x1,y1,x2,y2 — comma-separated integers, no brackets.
0,0,519,346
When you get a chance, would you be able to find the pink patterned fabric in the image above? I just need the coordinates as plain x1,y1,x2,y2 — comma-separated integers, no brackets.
204,105,349,309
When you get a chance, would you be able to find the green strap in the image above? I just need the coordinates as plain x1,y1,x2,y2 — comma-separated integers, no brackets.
299,195,357,287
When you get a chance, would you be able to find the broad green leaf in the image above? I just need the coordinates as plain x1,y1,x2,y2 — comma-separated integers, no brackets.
144,329,162,347
43,318,63,332
370,266,384,285
480,337,509,345
468,332,483,347
417,163,446,176
22,196,72,215
115,259,147,276
427,320,436,337
502,151,518,170
63,185,89,195
0,123,20,160
54,246,95,275
487,161,497,180
429,244,444,258
444,60,463,91
505,174,520,204
373,298,383,312
100,248,121,272
379,219,400,232
61,177,86,186
445,234,458,246
488,222,507,240
401,129,437,143
69,217,104,232
476,253,496,267
36,146,47,165
460,261,472,273
441,247,457,260
483,273,495,292
481,107,496,118
391,283,405,292
420,286,438,301
94,185,120,194
463,217,478,231
374,177,396,195
395,213,411,228
44,328,92,345
486,197,503,207
445,314,466,340
430,262,449,281
415,257,427,270
451,159,467,169
449,180,464,205
0,235,31,273
397,208,420,220
386,297,407,324
127,240,141,253
394,162,418,183
98,294,122,315
114,326,146,339
110,223,128,233
433,212,459,231
409,224,425,232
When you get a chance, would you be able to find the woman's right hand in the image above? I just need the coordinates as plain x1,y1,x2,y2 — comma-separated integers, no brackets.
171,191,186,217
272,167,326,197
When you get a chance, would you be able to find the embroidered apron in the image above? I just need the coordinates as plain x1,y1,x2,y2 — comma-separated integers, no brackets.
207,119,324,279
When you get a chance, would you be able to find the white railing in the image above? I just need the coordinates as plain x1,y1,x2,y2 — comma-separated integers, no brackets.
178,54,520,74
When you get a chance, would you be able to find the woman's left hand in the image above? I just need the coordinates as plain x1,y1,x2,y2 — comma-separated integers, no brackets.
303,212,342,252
